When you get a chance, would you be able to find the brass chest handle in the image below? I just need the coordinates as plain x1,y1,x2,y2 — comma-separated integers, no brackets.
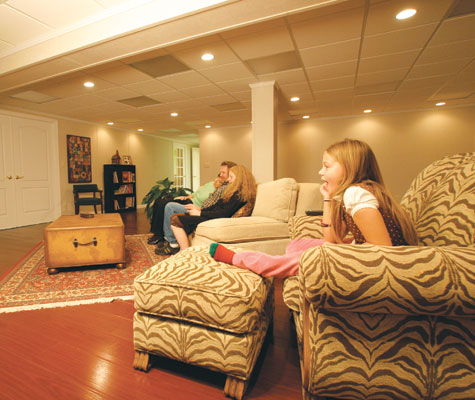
73,237,98,248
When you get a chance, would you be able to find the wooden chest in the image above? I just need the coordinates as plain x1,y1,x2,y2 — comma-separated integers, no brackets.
44,214,125,274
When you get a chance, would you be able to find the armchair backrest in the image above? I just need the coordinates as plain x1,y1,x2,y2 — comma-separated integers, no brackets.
73,184,100,193
400,153,475,247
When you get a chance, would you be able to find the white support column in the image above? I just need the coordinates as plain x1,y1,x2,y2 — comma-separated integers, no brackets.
250,81,277,184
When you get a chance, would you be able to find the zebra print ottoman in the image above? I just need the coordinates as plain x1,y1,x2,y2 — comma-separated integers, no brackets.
133,245,274,400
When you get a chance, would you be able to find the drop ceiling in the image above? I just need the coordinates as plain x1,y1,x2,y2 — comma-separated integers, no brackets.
0,0,474,143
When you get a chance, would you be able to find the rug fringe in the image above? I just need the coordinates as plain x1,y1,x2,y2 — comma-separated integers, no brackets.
0,295,134,314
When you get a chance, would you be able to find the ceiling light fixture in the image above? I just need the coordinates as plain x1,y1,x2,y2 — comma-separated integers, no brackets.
290,96,300,102
201,53,214,61
107,122,114,125
170,112,178,117
302,115,310,119
396,9,417,20
436,102,446,106
205,125,211,128
83,81,95,88
363,109,372,113
138,128,143,132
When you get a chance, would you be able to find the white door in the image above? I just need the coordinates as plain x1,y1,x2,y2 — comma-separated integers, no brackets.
0,115,16,228
0,113,60,229
191,147,200,191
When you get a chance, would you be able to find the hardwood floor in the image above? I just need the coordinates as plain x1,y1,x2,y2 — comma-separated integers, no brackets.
0,210,302,400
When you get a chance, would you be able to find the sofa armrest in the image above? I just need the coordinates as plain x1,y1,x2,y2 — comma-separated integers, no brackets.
289,215,323,240
299,244,475,317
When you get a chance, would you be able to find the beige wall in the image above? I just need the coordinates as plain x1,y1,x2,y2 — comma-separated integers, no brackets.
199,105,474,200
198,125,252,183
278,105,475,200
55,119,174,214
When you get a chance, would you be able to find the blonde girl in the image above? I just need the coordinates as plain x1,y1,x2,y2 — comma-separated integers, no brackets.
210,139,418,278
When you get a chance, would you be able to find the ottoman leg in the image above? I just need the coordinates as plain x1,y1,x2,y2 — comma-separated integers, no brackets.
224,376,248,400
133,350,151,372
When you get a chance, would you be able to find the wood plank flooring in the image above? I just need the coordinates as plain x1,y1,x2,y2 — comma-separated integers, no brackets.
0,211,302,400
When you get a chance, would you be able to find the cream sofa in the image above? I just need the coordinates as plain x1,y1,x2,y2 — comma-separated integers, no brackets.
191,178,322,255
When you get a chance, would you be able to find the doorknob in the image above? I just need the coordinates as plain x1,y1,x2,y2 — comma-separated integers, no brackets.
16,175,24,179
7,175,12,179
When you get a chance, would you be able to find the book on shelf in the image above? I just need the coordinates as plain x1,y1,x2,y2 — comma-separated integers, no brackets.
125,197,135,208
122,171,135,183
113,171,119,183
114,184,134,194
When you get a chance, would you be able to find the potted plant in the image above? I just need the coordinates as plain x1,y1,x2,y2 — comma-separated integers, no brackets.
142,177,192,221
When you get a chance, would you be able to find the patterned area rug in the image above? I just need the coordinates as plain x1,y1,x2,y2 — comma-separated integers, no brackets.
0,234,164,313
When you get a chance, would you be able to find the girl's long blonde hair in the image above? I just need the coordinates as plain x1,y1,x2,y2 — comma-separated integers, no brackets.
222,165,257,205
326,139,418,245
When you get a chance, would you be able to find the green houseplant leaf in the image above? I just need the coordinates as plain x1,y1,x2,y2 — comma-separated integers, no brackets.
142,178,192,221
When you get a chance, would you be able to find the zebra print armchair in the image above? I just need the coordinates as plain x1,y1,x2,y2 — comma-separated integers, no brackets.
283,153,475,400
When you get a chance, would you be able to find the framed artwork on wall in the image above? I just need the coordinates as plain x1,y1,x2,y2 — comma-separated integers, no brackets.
67,134,92,183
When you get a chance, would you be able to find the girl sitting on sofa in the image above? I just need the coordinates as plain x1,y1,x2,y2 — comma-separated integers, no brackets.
210,138,418,278
170,165,257,252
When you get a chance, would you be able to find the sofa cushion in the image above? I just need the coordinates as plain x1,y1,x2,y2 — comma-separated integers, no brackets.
251,178,298,222
134,245,273,335
195,216,290,243
295,183,322,216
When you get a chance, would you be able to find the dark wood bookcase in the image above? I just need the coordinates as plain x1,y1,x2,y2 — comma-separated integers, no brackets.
103,164,136,213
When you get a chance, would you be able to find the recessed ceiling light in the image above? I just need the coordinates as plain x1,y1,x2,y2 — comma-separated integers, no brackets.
302,115,310,119
107,122,114,125
170,112,178,117
201,53,214,61
83,81,95,88
290,96,300,102
436,102,446,106
396,9,417,20
205,125,211,128
363,109,372,113
138,128,143,132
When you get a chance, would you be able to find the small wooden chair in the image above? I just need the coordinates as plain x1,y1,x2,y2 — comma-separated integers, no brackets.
73,184,103,214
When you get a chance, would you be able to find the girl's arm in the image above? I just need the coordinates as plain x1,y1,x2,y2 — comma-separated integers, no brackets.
321,198,337,243
320,183,337,243
353,208,392,245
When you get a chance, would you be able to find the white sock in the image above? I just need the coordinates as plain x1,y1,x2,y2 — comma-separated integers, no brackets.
169,242,179,248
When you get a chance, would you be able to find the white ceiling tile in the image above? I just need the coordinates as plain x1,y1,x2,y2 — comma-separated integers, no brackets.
91,64,151,85
429,13,475,46
226,26,294,60
357,68,408,86
0,5,52,45
418,39,475,64
399,74,456,91
95,86,140,101
6,0,103,29
199,62,254,82
257,69,307,86
365,0,453,36
158,71,210,90
310,75,355,92
124,79,175,95
172,40,240,70
198,94,237,106
291,7,363,49
408,58,472,80
361,24,437,58
306,60,357,80
359,49,420,74
216,78,257,93
180,84,226,98
300,39,360,67
148,91,191,103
